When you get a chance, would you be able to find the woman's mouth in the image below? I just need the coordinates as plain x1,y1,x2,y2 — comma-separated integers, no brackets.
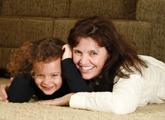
79,66,95,73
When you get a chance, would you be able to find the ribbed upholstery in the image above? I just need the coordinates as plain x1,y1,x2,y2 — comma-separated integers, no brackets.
150,24,165,62
69,0,136,19
136,0,165,62
1,0,70,17
113,20,151,55
136,0,165,24
53,19,77,42
0,17,53,48
0,48,16,69
1,0,136,19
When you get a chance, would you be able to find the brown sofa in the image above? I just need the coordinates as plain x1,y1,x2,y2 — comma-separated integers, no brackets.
0,0,165,70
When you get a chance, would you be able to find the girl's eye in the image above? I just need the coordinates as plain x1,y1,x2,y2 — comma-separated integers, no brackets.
51,74,58,77
35,74,45,80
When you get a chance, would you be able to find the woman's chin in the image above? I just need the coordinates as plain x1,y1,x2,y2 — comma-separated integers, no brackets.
81,74,96,80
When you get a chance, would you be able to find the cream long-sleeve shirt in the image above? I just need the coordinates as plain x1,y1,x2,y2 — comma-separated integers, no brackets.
69,55,165,114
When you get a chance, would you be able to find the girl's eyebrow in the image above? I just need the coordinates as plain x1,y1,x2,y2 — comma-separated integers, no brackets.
35,72,61,75
47,72,60,74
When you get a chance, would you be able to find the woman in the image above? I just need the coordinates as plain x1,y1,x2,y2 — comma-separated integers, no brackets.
39,16,165,114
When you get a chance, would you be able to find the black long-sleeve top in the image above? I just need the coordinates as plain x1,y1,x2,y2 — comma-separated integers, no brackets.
7,73,70,102
62,58,91,92
7,58,90,102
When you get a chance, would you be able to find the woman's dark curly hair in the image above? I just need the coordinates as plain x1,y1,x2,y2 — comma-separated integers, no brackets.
7,37,65,76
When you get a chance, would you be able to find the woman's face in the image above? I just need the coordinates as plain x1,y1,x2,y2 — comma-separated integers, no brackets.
72,37,109,80
32,58,62,95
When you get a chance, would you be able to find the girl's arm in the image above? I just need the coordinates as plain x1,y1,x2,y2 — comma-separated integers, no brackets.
62,58,91,92
62,44,91,92
7,73,34,102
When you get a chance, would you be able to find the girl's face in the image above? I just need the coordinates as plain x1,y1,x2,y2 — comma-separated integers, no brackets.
32,58,62,95
72,37,109,80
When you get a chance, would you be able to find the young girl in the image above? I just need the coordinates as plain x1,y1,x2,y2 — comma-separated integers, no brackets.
39,16,165,114
0,37,86,102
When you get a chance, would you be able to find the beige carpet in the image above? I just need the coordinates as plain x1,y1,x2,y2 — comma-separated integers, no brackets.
0,78,165,120
0,101,165,120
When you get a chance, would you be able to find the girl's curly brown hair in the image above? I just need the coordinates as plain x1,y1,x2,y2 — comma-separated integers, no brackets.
7,37,65,76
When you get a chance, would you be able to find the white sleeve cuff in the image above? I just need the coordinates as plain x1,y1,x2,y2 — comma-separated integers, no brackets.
69,92,87,109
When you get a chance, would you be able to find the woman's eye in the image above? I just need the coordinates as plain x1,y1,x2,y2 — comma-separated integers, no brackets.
89,51,98,56
74,50,82,56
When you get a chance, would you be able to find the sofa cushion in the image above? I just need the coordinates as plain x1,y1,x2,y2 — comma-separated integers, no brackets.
69,0,136,19
136,0,165,24
1,0,136,19
0,47,15,69
0,17,53,48
1,0,69,17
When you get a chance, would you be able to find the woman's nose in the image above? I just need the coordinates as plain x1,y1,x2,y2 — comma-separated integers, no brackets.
79,55,89,65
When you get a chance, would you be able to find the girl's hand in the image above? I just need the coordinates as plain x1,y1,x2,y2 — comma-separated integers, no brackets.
62,44,72,60
38,93,74,106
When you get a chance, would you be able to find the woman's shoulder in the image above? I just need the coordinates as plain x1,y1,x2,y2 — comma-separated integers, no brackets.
138,55,165,70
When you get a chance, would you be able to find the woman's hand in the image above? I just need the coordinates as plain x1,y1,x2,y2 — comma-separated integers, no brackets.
38,93,74,106
62,44,72,60
0,77,13,102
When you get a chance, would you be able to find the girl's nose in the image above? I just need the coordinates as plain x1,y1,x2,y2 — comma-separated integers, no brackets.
42,76,51,85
